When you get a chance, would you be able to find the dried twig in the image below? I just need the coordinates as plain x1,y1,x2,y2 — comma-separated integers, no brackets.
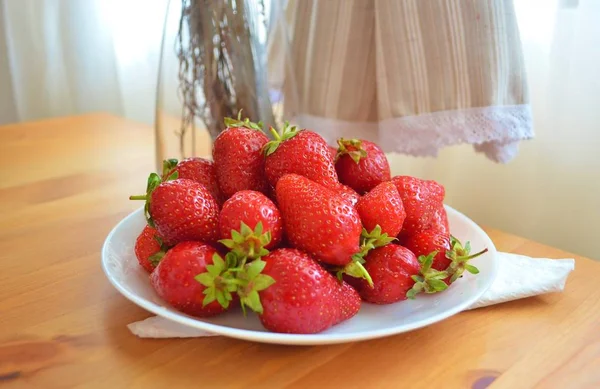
176,0,274,152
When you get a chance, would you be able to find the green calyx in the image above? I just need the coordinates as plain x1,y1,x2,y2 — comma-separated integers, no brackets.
358,225,396,256
129,170,179,227
234,258,276,315
219,221,271,262
223,110,264,132
148,235,169,267
148,251,165,267
129,171,175,227
194,228,277,313
263,121,299,156
336,138,368,163
194,252,240,309
406,251,450,299
338,261,374,288
336,225,394,287
445,235,487,284
161,158,179,179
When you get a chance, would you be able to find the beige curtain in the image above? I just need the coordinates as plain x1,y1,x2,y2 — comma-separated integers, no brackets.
268,0,532,163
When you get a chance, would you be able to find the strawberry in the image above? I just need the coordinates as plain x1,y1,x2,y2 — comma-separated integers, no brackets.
399,205,450,244
355,244,451,304
275,174,361,266
151,242,236,317
404,231,486,284
239,248,360,334
134,225,166,273
392,176,445,236
354,245,419,304
335,138,391,194
213,115,269,199
404,231,452,271
276,173,367,267
130,175,219,246
161,157,223,205
264,123,339,190
334,183,361,207
337,282,362,323
356,181,405,237
219,190,283,257
425,180,445,202
428,206,449,235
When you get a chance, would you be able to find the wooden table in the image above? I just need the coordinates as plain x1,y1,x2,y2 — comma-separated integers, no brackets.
1,114,599,389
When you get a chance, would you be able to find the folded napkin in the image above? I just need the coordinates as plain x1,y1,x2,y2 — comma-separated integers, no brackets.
127,252,575,338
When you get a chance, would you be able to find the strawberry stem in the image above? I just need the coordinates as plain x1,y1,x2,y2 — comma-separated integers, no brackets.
222,278,245,286
462,247,488,261
445,236,487,284
129,172,164,228
341,261,374,287
263,121,299,156
269,126,281,140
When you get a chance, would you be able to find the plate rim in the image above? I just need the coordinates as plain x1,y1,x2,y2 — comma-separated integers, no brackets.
102,205,498,345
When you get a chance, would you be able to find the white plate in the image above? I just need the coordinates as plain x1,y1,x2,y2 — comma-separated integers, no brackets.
102,205,498,345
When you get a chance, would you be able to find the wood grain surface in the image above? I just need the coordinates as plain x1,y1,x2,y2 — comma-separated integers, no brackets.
1,114,599,389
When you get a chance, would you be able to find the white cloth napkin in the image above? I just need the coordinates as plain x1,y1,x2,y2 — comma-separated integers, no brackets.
127,252,575,338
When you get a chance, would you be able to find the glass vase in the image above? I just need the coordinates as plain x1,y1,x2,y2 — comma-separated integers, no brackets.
154,0,275,171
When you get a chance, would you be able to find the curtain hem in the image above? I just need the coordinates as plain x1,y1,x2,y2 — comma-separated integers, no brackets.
292,104,533,163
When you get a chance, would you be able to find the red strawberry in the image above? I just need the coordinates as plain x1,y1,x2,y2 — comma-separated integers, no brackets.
264,123,339,190
219,190,283,257
275,174,372,283
404,231,452,271
354,245,419,304
134,225,166,273
213,115,269,198
151,242,234,317
162,157,223,205
355,244,452,303
335,138,391,194
356,181,405,237
397,206,448,247
130,176,219,246
275,175,360,265
336,282,362,323
334,183,361,207
425,180,445,202
428,206,449,235
404,231,486,284
392,176,445,236
242,248,360,334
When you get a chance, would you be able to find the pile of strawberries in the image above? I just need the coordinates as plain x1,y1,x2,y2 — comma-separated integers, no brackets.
130,114,487,334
